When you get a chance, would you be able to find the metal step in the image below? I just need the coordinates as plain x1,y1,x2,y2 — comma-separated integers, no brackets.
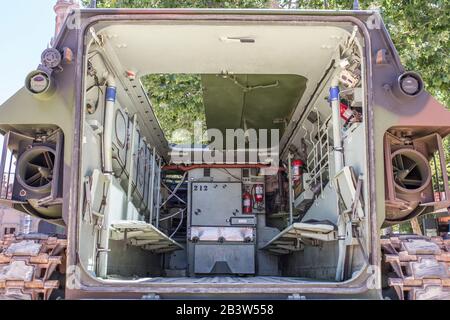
261,221,337,255
110,220,184,254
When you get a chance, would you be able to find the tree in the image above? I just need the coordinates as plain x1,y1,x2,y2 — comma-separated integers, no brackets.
89,0,272,142
284,1,449,107
141,74,205,144
91,0,270,9
90,0,449,146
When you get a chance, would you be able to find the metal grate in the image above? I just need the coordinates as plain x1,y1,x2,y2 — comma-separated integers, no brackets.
306,111,332,198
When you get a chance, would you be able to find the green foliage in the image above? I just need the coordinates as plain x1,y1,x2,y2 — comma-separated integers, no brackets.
90,0,271,142
393,221,413,234
142,74,205,144
431,135,450,189
92,0,449,145
289,0,450,107
373,0,450,107
92,0,449,108
93,0,270,9
435,129,449,183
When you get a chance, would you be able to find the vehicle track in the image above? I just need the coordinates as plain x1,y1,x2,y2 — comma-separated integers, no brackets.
381,235,450,300
0,234,66,300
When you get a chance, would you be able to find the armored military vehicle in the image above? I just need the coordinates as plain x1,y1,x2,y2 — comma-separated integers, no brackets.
0,7,449,300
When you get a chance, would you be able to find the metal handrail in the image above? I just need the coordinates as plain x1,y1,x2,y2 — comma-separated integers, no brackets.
306,114,332,197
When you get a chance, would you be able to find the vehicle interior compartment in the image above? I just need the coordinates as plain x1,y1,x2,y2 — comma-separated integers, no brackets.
79,20,370,284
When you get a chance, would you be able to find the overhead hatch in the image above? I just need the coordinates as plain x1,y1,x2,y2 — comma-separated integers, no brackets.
202,74,307,138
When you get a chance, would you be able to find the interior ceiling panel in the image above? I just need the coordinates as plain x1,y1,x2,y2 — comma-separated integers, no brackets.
202,74,307,136
100,23,348,77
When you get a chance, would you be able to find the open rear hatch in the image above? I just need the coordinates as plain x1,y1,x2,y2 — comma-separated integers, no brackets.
77,17,371,293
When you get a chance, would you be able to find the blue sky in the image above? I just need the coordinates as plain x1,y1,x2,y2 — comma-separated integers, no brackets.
0,0,58,105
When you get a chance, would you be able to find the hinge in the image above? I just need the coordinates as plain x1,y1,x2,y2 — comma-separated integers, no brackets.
288,294,307,300
141,293,161,300
89,27,104,47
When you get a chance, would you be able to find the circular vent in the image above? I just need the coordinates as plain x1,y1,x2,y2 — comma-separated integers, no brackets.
16,146,56,194
391,149,430,193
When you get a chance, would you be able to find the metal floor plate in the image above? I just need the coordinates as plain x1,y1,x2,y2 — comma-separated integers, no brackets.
102,275,332,284
142,275,331,284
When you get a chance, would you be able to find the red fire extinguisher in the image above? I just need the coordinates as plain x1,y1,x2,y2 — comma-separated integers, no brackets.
254,184,264,204
292,159,304,183
339,102,354,122
243,189,253,214
253,184,264,211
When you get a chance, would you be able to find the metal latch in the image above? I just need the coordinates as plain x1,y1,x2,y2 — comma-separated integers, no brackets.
84,178,94,225
89,27,104,47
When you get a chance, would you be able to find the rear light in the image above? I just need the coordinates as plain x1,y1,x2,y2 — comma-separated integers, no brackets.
25,70,56,100
397,71,423,97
